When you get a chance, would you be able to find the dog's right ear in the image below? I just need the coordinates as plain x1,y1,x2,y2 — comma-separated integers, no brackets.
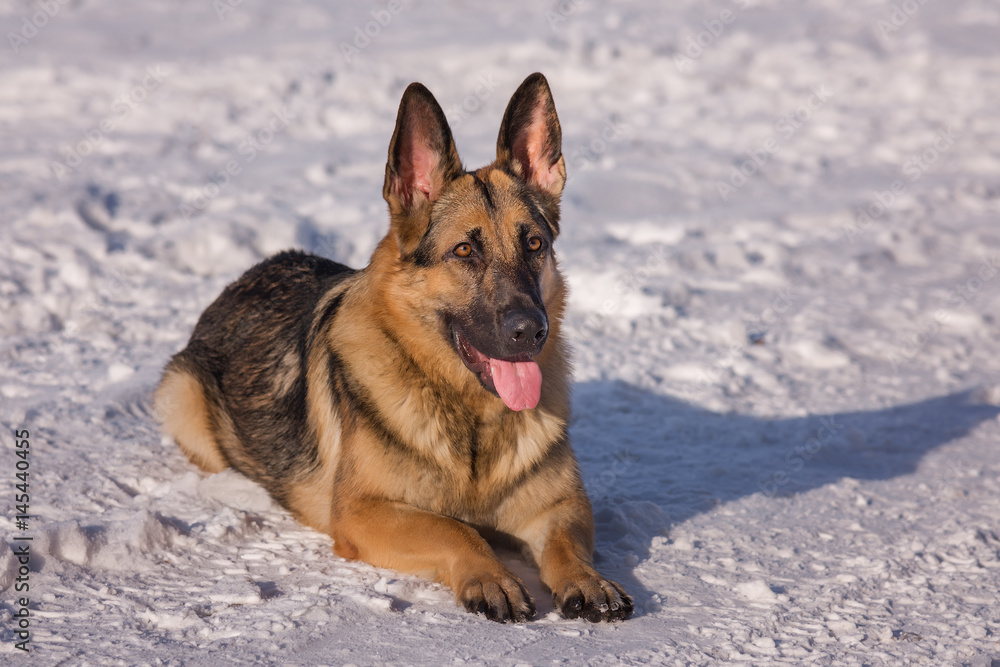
496,73,566,199
383,83,463,255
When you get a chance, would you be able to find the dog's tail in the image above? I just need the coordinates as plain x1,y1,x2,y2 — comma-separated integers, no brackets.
154,353,230,474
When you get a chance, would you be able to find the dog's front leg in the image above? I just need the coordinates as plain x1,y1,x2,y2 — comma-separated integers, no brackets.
331,498,535,622
515,495,634,622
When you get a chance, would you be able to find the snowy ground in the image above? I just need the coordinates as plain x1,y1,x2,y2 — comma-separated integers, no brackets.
2,0,1000,664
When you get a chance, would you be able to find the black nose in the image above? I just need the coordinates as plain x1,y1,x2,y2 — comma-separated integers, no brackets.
502,308,548,353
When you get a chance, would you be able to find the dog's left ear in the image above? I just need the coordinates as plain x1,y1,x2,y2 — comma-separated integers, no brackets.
384,82,464,255
496,73,566,200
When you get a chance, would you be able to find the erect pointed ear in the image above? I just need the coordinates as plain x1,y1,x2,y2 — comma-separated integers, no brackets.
496,73,566,199
383,82,463,254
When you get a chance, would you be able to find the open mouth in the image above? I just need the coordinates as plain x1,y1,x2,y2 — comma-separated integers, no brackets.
452,329,542,411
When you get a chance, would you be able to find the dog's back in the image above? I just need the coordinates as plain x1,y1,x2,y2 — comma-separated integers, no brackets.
156,251,354,507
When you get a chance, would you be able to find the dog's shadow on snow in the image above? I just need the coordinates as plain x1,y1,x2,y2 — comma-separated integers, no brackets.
571,381,1000,616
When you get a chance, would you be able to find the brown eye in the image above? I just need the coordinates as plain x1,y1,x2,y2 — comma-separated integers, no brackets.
527,236,543,252
453,243,473,258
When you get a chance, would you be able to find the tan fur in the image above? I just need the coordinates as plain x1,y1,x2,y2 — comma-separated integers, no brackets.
285,466,337,535
154,369,228,474
156,74,632,623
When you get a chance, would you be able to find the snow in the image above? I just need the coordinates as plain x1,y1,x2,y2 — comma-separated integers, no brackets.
2,0,1000,664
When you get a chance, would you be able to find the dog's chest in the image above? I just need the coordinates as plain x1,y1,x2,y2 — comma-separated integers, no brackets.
395,414,558,521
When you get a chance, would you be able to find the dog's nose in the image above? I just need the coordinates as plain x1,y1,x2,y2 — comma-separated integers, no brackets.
502,308,548,353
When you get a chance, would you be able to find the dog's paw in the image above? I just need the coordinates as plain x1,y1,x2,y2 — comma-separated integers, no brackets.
553,576,634,622
457,571,536,623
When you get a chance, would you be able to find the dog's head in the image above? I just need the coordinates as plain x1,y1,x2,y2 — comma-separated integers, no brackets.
379,73,567,411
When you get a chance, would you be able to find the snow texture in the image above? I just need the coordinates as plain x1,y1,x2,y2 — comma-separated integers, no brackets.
2,0,1000,664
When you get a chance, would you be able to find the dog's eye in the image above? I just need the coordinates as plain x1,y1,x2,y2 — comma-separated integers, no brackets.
527,236,543,252
453,243,473,258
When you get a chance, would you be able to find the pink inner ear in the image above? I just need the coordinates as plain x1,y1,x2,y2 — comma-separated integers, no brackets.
534,159,563,192
400,136,439,203
514,105,560,192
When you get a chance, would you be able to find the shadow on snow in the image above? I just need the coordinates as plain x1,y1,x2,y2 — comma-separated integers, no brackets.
572,381,1000,616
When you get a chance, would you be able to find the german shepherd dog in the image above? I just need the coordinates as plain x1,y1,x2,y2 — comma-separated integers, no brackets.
155,73,633,623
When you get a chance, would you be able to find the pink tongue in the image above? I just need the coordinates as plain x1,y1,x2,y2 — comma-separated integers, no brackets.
488,359,542,411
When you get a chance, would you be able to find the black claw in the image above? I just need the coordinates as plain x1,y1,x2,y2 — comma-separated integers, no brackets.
461,576,533,623
622,595,635,615
516,583,536,622
514,602,536,622
608,582,635,621
556,581,636,622
486,602,511,623
560,591,585,619
464,597,488,615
